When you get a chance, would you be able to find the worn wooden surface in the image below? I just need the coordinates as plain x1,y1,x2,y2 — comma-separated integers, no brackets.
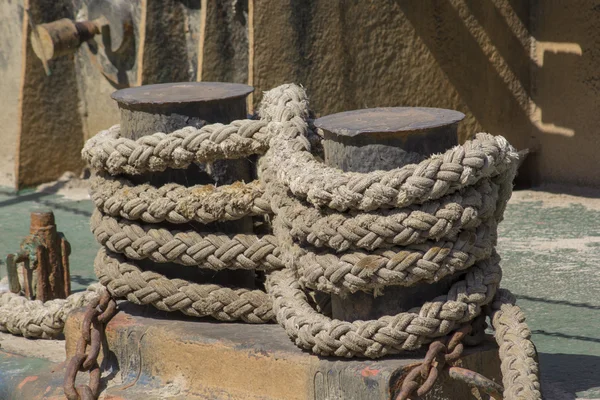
137,0,200,85
198,0,248,84
15,0,85,189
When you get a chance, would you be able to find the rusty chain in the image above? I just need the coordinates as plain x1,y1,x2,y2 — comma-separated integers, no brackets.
64,290,118,400
395,324,503,399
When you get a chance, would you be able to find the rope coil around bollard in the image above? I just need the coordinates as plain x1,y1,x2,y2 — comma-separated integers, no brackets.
0,83,541,400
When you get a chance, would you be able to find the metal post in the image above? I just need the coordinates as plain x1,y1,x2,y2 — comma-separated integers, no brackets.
29,209,71,300
314,107,465,321
111,82,256,287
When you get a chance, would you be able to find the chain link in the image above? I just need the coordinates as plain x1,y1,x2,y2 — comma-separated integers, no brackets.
64,290,118,400
395,324,494,399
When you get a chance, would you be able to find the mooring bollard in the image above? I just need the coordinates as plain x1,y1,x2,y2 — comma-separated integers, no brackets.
111,82,256,287
60,91,505,400
5,209,71,301
111,82,254,191
314,107,465,321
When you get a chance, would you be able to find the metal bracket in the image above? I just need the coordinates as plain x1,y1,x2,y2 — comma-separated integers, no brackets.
28,0,134,85
5,210,71,301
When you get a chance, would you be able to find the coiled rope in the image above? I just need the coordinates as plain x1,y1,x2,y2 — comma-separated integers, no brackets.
0,84,540,399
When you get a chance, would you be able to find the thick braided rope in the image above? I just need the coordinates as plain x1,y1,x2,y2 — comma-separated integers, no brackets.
81,83,540,397
90,174,270,224
490,289,542,400
91,210,282,270
273,179,499,252
92,205,495,297
258,86,518,213
94,249,273,323
274,215,496,296
0,284,103,339
257,85,516,296
80,83,542,398
257,85,540,400
82,120,272,175
4,80,539,400
267,132,517,211
81,86,309,326
266,253,501,358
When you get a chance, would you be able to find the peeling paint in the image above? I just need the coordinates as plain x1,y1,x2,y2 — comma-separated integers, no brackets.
360,367,380,378
17,375,38,390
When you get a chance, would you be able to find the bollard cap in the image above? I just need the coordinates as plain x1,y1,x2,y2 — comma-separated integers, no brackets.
112,82,254,107
30,209,55,230
314,107,465,137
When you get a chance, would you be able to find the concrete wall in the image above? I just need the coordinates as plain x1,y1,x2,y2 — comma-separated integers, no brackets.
530,1,600,187
199,0,248,84
0,0,24,187
73,0,143,143
17,0,86,188
1,0,599,188
1,0,206,188
251,0,535,178
250,0,600,187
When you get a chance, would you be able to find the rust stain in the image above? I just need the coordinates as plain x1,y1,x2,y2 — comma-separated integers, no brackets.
17,375,38,390
361,367,380,377
105,312,136,330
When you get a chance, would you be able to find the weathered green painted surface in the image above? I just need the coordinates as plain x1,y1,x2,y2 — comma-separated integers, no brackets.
498,192,600,399
0,351,59,399
1,186,600,398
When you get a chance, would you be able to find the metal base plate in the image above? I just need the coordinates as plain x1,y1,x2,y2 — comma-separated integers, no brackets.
62,303,503,399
